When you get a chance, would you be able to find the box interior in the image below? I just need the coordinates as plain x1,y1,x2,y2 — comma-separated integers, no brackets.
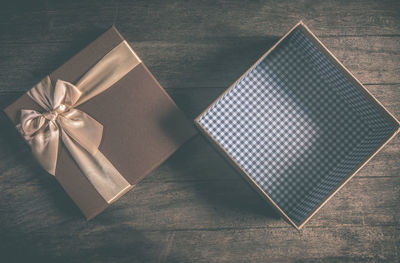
197,25,399,227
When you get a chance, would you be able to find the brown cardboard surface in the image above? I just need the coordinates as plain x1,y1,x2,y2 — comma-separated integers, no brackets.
4,26,197,219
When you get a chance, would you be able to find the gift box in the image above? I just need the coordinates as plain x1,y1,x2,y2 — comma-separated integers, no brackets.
195,21,400,229
4,26,196,219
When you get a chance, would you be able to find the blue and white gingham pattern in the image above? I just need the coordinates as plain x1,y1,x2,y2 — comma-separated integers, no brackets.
198,28,397,226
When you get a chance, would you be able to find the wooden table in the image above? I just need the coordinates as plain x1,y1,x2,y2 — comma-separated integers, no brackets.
0,1,399,262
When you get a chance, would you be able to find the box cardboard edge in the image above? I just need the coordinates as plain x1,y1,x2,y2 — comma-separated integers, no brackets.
295,22,400,228
194,20,400,229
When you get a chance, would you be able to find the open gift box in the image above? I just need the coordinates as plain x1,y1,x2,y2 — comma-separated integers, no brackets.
195,21,400,229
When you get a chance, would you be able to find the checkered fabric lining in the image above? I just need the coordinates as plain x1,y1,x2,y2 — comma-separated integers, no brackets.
198,27,397,226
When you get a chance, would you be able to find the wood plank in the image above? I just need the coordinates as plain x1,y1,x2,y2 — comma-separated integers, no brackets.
1,0,400,44
127,35,400,87
1,83,399,182
0,125,400,229
1,223,398,262
2,83,398,121
165,85,400,119
0,144,399,262
1,82,398,233
1,82,399,173
0,120,399,230
0,36,399,92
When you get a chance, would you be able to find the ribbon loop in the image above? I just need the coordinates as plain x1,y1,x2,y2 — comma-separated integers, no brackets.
53,80,81,108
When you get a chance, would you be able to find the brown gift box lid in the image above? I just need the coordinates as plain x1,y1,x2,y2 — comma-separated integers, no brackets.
3,26,197,219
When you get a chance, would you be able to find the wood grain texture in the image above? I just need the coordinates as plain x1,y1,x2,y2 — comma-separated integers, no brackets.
0,0,399,262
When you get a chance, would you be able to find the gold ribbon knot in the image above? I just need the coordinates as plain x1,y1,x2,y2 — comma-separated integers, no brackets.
18,77,103,175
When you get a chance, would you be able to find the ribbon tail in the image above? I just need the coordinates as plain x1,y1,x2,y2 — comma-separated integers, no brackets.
32,128,59,175
17,117,60,175
58,109,103,154
60,129,132,203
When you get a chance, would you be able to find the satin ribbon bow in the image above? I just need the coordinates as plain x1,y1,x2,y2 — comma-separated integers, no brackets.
18,77,103,175
16,40,141,203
